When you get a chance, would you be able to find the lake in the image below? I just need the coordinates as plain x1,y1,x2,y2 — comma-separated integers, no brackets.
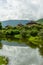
0,38,43,65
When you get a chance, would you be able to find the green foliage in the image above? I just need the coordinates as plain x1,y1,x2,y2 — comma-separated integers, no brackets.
0,19,43,57
29,36,43,45
30,29,38,37
0,22,2,30
36,18,43,24
38,29,43,39
0,56,8,65
0,23,43,39
14,34,21,39
20,30,27,38
5,25,13,29
0,21,43,48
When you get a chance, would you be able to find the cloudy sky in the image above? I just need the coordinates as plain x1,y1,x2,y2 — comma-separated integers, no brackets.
0,0,43,21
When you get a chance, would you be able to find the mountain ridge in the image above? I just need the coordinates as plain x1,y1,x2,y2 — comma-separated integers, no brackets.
1,18,43,27
1,20,30,27
36,18,43,24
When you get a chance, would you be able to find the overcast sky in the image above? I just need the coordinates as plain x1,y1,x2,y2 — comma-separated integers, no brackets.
0,0,43,21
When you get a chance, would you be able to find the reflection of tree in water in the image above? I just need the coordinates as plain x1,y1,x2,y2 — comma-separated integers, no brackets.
38,45,43,56
29,42,43,56
0,40,2,49
1,37,43,56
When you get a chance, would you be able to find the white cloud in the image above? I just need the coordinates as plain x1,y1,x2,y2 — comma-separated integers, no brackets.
0,0,42,21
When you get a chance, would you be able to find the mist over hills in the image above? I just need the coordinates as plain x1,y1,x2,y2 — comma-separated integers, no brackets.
1,18,43,27
1,20,30,27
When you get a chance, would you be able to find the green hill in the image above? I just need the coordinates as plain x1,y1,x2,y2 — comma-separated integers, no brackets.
36,19,43,24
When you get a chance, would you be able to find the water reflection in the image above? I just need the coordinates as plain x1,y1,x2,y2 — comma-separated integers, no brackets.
0,37,43,65
0,40,2,49
39,45,43,56
0,37,43,56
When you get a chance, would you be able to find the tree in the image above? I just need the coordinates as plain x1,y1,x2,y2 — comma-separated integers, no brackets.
5,25,13,29
0,22,2,30
30,29,38,37
20,30,27,38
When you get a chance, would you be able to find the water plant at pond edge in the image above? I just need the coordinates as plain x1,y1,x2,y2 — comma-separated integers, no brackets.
0,56,8,65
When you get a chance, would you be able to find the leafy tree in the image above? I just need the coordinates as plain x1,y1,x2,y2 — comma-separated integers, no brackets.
30,29,38,37
0,22,2,29
20,30,27,38
5,25,13,29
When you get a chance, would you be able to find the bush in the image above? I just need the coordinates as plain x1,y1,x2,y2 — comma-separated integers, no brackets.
30,28,38,36
13,30,20,35
20,30,27,38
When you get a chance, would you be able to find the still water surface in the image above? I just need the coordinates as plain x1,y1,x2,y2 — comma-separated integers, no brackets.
0,39,43,65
